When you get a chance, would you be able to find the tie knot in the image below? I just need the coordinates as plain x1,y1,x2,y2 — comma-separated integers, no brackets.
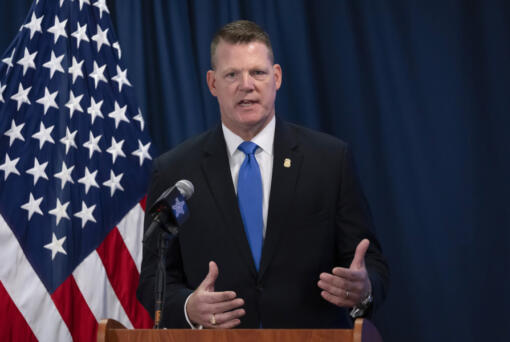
238,141,259,156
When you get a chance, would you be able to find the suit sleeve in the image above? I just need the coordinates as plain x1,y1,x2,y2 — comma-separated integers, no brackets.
136,157,193,328
335,145,390,317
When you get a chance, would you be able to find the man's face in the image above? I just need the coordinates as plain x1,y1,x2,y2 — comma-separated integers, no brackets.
207,40,282,140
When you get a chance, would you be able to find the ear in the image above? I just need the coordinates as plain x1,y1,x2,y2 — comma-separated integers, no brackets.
273,64,282,90
206,70,217,97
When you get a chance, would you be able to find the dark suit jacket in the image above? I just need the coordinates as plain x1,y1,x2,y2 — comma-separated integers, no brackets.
137,119,389,328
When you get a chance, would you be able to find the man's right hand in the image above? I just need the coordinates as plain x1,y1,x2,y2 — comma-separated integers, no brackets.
186,261,245,328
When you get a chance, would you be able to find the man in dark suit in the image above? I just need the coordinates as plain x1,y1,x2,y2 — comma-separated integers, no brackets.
137,20,389,329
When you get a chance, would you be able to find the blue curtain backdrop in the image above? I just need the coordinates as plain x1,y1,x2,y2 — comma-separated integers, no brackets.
2,1,509,341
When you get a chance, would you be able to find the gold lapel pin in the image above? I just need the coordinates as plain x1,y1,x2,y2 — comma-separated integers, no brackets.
284,158,291,168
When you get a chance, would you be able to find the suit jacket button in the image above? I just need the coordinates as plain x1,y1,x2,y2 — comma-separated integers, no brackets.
256,285,263,293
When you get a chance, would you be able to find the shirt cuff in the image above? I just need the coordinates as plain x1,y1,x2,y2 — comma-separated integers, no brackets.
184,293,203,329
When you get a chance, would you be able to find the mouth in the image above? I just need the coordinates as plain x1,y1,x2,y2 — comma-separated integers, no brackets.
237,99,258,107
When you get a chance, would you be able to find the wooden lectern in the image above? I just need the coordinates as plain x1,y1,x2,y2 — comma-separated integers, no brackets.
97,318,383,342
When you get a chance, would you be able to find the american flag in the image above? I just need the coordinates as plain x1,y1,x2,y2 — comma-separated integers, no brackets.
0,0,154,340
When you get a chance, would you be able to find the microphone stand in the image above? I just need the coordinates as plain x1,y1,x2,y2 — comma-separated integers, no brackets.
148,212,178,329
153,229,172,329
144,186,190,328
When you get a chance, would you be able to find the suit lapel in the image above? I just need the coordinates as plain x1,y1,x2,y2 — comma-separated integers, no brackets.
259,119,302,280
201,126,258,277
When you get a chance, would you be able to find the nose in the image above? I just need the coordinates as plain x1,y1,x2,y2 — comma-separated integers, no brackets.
239,72,254,91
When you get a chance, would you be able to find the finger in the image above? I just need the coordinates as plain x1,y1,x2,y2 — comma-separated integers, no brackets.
199,261,219,292
319,276,365,301
350,239,370,270
210,297,244,313
330,267,360,281
203,290,238,304
213,308,246,326
320,290,352,308
319,273,348,289
213,318,242,329
329,268,368,295
317,279,346,298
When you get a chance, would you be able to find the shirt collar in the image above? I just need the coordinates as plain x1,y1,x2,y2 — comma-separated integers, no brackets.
222,115,275,157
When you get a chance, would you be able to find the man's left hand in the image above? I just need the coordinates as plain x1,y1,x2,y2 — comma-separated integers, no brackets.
317,239,372,308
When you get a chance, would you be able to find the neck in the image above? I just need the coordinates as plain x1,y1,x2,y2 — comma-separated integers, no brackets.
223,115,275,141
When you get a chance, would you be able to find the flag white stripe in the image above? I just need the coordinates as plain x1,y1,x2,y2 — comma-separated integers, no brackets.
0,214,72,341
116,203,145,272
73,248,133,328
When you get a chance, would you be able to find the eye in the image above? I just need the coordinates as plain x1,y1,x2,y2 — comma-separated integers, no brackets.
251,70,267,79
225,72,237,79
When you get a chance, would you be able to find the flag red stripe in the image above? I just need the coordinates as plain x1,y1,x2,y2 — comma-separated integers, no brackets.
51,276,98,342
139,196,147,211
97,227,153,328
0,281,37,342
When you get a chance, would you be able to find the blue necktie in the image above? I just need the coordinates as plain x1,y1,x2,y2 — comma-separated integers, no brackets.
237,141,263,271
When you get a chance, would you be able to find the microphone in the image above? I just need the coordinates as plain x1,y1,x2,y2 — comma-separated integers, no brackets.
143,179,194,241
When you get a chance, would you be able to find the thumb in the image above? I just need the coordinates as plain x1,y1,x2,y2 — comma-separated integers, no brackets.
350,239,369,270
199,261,219,292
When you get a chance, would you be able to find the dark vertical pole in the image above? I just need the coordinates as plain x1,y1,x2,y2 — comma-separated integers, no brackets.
153,231,171,329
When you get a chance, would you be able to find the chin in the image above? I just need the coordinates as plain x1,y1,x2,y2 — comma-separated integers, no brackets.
241,115,269,127
234,109,261,121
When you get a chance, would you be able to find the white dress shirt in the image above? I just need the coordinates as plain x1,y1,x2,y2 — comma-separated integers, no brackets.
221,116,275,237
